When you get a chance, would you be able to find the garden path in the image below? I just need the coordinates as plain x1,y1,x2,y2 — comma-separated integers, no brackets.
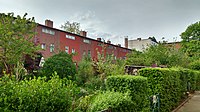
176,91,200,112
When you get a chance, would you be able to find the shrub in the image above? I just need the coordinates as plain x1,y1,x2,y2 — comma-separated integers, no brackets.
189,60,200,70
89,91,133,112
41,52,76,80
138,68,200,112
76,57,94,86
0,75,80,112
106,75,149,112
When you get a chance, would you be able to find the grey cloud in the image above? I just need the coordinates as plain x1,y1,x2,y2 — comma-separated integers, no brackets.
1,0,200,45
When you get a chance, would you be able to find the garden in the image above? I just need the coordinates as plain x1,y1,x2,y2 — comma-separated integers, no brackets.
0,13,200,112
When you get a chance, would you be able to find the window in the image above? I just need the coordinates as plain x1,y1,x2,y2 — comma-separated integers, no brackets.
97,43,102,46
50,44,54,52
83,39,90,44
41,43,46,49
66,34,75,40
114,56,117,60
42,28,55,35
83,50,86,57
108,45,113,49
72,48,75,54
65,46,69,53
88,50,91,57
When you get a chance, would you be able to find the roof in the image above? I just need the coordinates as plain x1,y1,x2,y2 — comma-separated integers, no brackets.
38,23,131,51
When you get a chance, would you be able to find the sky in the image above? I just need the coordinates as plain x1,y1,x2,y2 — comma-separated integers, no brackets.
1,0,200,46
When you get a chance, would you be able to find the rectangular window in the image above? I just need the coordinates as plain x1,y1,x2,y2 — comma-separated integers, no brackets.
83,39,90,44
83,50,86,56
66,34,75,40
97,43,102,46
41,43,46,49
50,44,54,52
42,28,55,35
108,45,113,49
65,46,69,53
72,48,75,54
88,50,91,57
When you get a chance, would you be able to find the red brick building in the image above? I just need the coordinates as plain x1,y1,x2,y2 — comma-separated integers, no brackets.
35,20,131,63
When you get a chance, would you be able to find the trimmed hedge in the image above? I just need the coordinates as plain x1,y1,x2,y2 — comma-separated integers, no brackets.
89,91,133,112
0,75,80,112
106,75,149,112
138,68,200,112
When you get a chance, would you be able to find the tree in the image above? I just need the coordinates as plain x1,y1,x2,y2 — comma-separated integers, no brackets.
61,21,80,34
181,21,200,59
40,52,77,80
0,13,39,75
126,44,189,67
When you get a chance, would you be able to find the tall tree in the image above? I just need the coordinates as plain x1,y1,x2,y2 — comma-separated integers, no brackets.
180,21,200,59
61,21,80,34
0,13,39,75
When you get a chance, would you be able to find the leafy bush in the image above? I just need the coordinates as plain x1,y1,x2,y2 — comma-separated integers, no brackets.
189,60,200,70
76,57,94,86
138,68,200,112
89,91,133,112
41,52,76,79
0,74,80,112
106,75,149,112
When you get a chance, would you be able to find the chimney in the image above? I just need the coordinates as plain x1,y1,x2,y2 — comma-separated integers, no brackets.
125,37,128,48
80,31,87,37
45,19,53,27
118,44,121,47
137,38,141,41
107,40,111,44
97,38,101,41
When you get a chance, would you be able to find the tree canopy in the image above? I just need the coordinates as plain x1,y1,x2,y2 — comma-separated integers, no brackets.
0,13,39,75
41,52,77,80
126,44,189,67
180,21,200,59
61,21,80,34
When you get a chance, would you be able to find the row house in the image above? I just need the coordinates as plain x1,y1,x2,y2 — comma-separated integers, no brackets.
35,20,131,63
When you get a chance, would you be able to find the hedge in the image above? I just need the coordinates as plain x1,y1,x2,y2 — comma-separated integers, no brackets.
89,91,133,112
106,75,149,112
138,68,200,112
0,75,80,112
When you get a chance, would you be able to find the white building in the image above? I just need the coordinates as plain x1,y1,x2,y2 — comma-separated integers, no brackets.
126,37,157,51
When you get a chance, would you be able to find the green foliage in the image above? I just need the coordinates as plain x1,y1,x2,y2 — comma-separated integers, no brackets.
0,74,80,112
94,51,125,80
181,21,200,42
106,75,149,112
75,92,98,112
76,57,94,86
126,44,189,67
138,68,200,112
0,13,39,74
61,21,80,34
181,21,200,59
126,49,146,66
89,91,133,112
189,60,200,70
41,52,77,80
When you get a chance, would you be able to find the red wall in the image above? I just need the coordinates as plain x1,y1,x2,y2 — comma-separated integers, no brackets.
36,24,131,63
59,31,82,62
35,25,60,59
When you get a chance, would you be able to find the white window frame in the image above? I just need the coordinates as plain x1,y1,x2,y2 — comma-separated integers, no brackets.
66,34,75,40
42,28,55,35
72,48,75,54
65,46,69,54
50,44,55,52
41,43,46,49
83,39,90,44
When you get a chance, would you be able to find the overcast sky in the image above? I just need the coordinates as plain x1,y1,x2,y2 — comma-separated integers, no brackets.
1,0,200,46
